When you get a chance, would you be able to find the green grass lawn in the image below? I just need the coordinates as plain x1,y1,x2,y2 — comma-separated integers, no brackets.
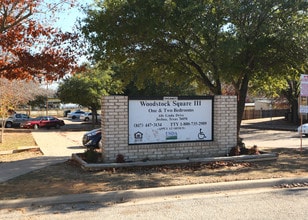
0,132,36,151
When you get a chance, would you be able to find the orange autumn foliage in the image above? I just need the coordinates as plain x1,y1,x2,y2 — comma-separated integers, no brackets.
0,0,80,81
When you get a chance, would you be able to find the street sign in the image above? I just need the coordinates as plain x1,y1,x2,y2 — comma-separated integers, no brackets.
300,74,308,96
300,74,308,113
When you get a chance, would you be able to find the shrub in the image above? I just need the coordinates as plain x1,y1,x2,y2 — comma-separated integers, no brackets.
84,147,99,163
116,154,125,163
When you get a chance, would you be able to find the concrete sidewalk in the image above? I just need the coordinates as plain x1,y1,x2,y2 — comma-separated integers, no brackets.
1,176,308,209
31,130,84,157
0,156,68,183
0,130,85,183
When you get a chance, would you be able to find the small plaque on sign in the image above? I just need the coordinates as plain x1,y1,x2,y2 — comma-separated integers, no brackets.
163,97,178,101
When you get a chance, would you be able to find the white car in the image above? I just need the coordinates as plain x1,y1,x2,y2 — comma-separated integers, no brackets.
67,110,86,119
298,123,308,136
80,112,101,121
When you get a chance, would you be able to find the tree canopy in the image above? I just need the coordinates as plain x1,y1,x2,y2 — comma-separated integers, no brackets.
0,78,45,116
0,0,81,80
81,0,308,136
0,78,45,142
57,65,122,115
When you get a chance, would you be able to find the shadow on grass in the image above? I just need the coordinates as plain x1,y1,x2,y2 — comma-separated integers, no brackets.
0,147,307,211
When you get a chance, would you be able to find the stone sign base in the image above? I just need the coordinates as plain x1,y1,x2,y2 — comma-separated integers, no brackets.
101,96,237,163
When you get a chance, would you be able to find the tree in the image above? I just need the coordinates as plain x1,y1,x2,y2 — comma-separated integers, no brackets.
124,79,198,97
57,66,122,124
105,62,199,96
81,0,307,138
28,91,55,110
0,0,80,81
278,65,307,123
249,66,305,123
0,78,46,143
280,73,300,123
223,0,307,132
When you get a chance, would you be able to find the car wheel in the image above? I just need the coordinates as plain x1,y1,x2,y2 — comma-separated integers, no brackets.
72,116,76,119
55,124,60,129
5,121,12,128
85,117,89,121
34,124,39,130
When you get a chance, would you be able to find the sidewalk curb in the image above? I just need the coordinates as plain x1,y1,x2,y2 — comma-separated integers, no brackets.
1,177,308,209
241,124,297,132
0,147,39,155
72,152,279,170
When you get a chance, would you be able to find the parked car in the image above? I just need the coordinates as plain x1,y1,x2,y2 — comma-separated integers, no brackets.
0,113,30,128
63,110,71,117
298,123,308,136
20,116,65,129
80,112,101,121
67,110,86,119
82,128,102,148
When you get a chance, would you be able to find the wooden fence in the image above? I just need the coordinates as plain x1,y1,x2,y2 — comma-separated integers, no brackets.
242,109,289,120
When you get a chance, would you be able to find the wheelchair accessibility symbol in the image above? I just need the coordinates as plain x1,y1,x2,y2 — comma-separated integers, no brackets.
198,128,206,139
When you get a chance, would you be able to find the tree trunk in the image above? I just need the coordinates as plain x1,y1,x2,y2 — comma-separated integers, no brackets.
282,79,299,124
0,123,4,143
91,108,98,128
291,99,299,124
236,72,250,141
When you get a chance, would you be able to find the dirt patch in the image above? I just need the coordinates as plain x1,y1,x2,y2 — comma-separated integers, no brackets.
0,148,42,162
0,147,307,200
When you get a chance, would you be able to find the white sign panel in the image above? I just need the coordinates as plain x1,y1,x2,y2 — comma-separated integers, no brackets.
300,74,308,113
300,74,308,97
129,97,213,144
300,96,308,114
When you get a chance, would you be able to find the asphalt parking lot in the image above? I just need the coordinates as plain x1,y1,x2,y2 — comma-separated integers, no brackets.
240,128,305,149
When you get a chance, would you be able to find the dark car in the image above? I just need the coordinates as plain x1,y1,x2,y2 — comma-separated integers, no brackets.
82,128,102,148
63,110,71,117
20,116,65,129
